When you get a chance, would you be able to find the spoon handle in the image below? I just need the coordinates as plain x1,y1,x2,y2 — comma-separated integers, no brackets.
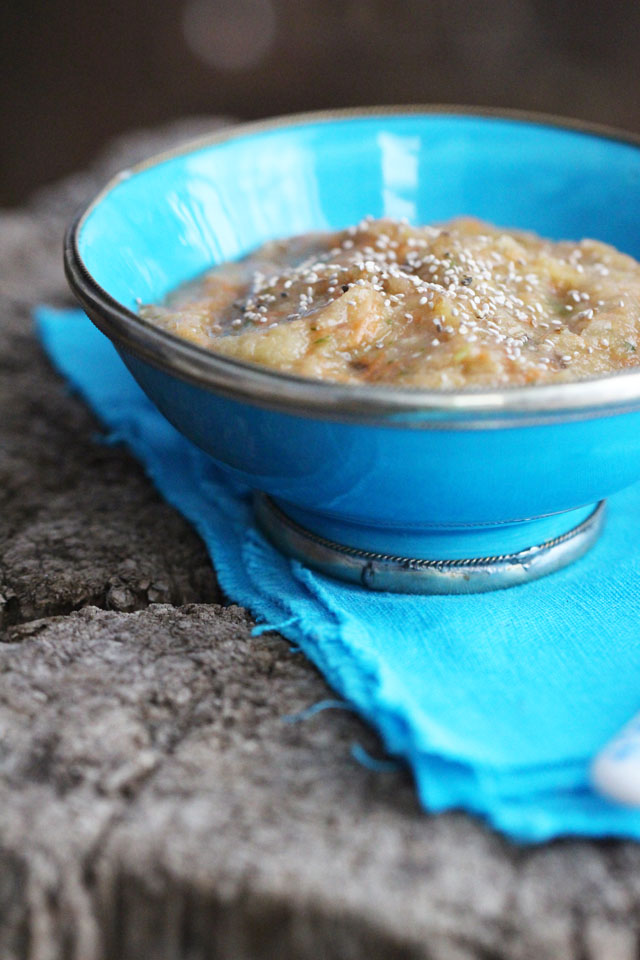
591,714,640,806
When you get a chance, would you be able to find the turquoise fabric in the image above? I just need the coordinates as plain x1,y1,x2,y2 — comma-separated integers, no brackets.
37,306,640,842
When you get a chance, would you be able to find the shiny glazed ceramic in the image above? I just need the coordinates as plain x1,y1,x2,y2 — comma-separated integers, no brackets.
64,108,640,589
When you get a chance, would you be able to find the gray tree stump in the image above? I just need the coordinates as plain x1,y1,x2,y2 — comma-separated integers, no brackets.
1,119,639,960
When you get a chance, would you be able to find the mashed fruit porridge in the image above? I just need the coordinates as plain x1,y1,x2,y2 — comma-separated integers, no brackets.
140,217,640,388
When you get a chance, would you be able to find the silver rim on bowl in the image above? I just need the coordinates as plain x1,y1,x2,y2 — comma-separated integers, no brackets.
254,495,606,594
64,105,640,430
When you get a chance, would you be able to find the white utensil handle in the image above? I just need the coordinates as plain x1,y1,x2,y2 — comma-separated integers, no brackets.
591,714,640,806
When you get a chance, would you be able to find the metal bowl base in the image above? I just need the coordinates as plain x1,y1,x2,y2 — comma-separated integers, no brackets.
254,495,605,595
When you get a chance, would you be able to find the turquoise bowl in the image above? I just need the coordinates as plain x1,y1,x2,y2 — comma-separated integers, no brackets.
64,108,640,592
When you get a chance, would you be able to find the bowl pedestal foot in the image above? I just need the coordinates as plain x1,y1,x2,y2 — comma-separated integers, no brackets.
254,495,605,595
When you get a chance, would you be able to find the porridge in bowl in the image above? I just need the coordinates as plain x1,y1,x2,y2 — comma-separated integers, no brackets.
140,217,640,388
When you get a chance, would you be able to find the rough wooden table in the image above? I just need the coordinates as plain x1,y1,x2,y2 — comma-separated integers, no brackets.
2,120,640,960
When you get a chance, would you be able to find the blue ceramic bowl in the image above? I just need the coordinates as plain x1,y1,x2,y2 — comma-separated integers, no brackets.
64,108,640,592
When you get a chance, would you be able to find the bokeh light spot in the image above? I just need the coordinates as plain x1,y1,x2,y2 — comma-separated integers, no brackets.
182,0,276,72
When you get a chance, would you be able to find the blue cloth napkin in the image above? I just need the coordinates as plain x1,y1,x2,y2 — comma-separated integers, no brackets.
36,306,640,842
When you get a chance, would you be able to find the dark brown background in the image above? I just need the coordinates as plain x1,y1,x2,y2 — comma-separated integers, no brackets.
3,0,637,206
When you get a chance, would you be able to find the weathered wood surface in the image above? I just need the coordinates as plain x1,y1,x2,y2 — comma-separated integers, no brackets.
1,120,639,960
